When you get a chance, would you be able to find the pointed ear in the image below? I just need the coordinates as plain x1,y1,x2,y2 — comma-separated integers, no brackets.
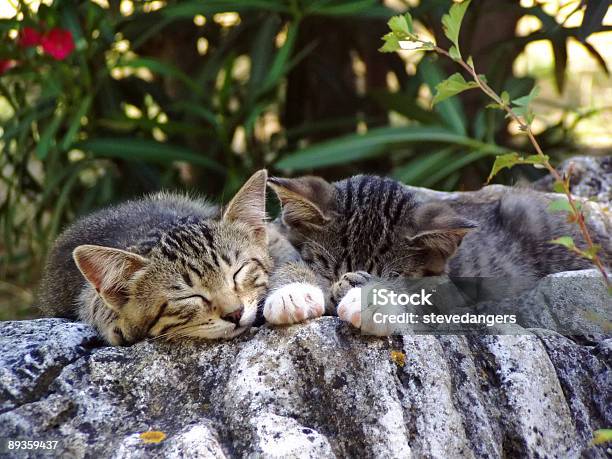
73,245,148,311
223,169,267,243
407,202,477,275
268,176,336,229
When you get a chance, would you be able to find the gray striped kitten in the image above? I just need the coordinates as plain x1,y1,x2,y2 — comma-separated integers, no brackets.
38,170,272,345
263,174,609,328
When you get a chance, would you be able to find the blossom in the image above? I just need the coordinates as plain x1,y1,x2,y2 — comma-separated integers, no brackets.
0,60,17,74
19,27,42,47
41,28,75,60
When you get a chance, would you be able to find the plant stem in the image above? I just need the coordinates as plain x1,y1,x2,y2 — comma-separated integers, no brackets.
426,43,609,287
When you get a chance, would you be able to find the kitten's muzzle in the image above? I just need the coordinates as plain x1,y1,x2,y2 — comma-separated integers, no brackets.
222,306,244,326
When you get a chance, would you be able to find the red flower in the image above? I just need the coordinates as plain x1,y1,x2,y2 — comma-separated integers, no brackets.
41,28,75,61
0,60,16,74
19,27,42,47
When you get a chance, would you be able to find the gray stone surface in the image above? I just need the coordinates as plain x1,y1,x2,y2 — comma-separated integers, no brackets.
1,270,611,459
532,155,611,204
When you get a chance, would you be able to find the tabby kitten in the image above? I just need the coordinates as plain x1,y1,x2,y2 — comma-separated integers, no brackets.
263,174,609,328
38,170,271,345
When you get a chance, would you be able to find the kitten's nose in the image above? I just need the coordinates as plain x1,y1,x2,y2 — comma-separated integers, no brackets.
222,306,244,326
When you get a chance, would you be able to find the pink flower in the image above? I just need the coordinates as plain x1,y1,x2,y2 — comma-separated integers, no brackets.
0,60,17,74
19,27,42,47
41,28,75,60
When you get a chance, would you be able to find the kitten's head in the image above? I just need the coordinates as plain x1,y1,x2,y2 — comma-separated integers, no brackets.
269,174,476,284
73,170,270,345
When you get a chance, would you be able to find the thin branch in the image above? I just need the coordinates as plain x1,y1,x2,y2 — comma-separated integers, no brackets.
409,39,610,287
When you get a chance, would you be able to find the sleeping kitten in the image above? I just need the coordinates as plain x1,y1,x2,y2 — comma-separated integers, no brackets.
263,174,610,328
38,170,271,345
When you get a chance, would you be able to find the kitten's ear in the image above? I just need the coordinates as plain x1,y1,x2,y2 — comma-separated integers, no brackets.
223,169,267,243
408,202,477,275
73,245,148,311
268,176,336,229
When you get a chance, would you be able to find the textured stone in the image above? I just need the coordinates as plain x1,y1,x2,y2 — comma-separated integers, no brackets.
1,271,611,458
532,155,612,204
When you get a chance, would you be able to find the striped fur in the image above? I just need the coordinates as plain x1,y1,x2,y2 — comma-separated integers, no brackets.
38,171,271,345
268,175,607,312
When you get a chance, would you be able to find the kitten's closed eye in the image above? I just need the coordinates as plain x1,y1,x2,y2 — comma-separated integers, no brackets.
172,294,211,306
233,259,268,290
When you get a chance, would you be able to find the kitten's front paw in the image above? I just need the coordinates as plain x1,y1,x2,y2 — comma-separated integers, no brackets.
337,287,362,328
331,271,372,304
264,283,325,325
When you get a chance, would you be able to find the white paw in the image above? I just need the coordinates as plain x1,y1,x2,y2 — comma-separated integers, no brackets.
337,287,362,328
264,283,325,325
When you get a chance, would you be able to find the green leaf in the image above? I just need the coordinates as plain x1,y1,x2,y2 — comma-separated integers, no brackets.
260,22,298,93
308,0,387,16
449,45,461,60
419,148,495,188
548,198,573,213
593,429,612,446
441,0,471,57
380,32,401,53
550,236,575,250
36,112,64,160
419,58,466,134
487,153,549,182
552,181,566,193
371,90,440,124
551,34,568,94
62,95,92,150
76,138,224,173
388,15,410,37
393,148,455,185
277,125,509,170
501,91,510,105
405,13,414,33
432,73,478,105
162,1,289,18
583,245,601,260
116,58,202,95
513,86,540,107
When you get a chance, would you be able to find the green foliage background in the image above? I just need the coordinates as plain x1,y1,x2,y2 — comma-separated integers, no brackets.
0,0,610,318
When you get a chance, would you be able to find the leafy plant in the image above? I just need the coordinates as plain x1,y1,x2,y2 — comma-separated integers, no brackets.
380,0,609,288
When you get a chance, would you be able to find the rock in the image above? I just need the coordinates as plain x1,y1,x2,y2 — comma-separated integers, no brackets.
532,155,612,204
1,270,611,458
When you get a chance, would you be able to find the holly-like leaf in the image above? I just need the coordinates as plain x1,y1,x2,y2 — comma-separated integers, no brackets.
513,86,540,107
441,0,471,58
388,15,410,37
380,32,401,53
432,72,478,105
548,198,573,213
486,153,549,183
550,236,575,250
583,244,601,260
553,180,566,193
